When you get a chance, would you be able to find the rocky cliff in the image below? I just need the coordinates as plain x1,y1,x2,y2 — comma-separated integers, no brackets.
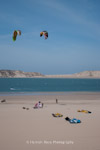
0,70,44,78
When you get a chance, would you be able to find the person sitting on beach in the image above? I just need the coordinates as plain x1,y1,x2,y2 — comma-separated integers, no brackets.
38,101,42,108
34,103,38,108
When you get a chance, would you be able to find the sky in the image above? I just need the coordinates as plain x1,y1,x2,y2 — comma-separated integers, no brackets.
0,0,100,75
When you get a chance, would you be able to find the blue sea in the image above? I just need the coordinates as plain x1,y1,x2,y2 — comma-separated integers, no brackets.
0,78,100,96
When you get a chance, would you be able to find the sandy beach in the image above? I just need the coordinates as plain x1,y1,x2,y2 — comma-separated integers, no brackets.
0,92,100,150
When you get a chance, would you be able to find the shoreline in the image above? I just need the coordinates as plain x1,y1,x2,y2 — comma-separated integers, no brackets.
0,92,100,104
1,77,100,78
1,91,100,96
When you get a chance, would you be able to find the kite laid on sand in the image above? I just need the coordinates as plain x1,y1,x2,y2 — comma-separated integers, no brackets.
65,117,81,123
77,110,92,113
52,113,63,117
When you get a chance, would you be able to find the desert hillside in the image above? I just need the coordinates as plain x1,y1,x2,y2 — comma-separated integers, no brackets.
0,70,100,78
0,70,44,78
45,71,100,78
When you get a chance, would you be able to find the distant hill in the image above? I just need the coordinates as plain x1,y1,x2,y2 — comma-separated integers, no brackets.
45,71,100,78
0,70,44,78
0,70,100,78
73,71,100,78
72,71,100,78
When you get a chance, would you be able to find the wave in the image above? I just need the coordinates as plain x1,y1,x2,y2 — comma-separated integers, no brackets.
10,88,16,91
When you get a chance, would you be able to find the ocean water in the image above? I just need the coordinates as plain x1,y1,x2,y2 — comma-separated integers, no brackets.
0,78,100,95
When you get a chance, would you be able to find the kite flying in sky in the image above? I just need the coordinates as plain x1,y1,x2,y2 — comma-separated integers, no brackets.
12,30,21,41
40,31,48,39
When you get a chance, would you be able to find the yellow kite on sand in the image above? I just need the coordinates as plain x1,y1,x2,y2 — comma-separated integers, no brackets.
77,110,91,113
52,113,63,117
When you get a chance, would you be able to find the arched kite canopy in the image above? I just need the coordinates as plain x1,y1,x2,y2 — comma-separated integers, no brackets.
12,30,21,41
40,31,48,39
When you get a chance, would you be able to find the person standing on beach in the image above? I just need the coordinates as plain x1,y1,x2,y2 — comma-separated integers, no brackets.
56,99,58,104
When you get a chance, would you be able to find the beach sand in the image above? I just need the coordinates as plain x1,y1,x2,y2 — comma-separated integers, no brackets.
0,92,100,150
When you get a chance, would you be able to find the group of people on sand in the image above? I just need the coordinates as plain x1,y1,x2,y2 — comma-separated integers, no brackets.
34,101,44,109
22,101,43,110
23,99,58,110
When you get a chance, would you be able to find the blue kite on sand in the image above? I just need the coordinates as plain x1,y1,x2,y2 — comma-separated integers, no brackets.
65,117,81,123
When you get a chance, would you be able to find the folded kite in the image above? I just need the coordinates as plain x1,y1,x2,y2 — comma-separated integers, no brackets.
52,113,63,117
77,110,91,113
65,117,81,123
